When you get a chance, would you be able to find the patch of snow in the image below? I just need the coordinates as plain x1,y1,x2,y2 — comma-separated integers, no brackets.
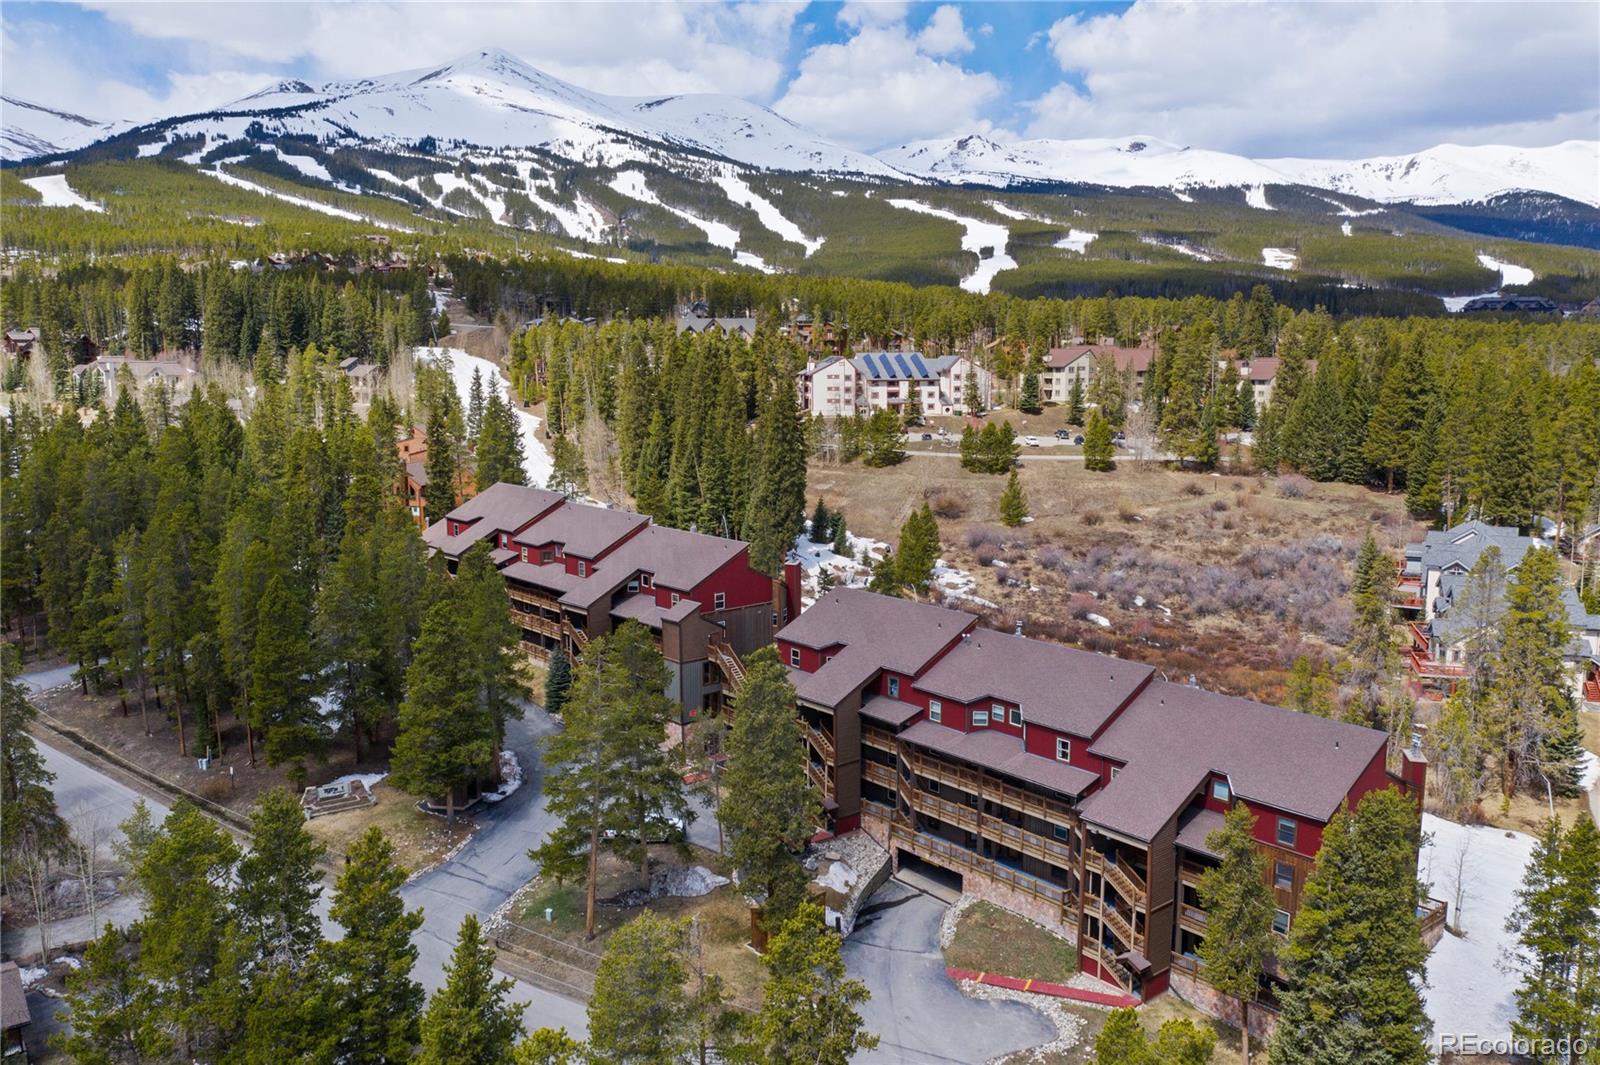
733,250,774,273
1085,612,1111,629
265,145,335,184
1055,229,1098,254
205,166,407,229
650,864,729,899
1476,253,1535,286
885,198,1015,294
1580,750,1599,792
1245,184,1274,210
1142,236,1214,261
418,346,554,488
1341,221,1353,237
714,170,824,255
326,770,388,790
22,173,104,212
609,169,739,250
52,955,82,970
20,966,48,987
136,139,165,158
482,750,523,804
815,860,860,894
1419,813,1538,1052
1261,247,1298,270
560,248,627,264
830,189,848,197
985,199,1046,222
1172,188,1194,203
792,526,991,609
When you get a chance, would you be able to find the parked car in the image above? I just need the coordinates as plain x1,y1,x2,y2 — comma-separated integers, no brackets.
1023,435,1041,447
1054,429,1072,440
1074,434,1084,445
920,432,933,441
604,813,689,844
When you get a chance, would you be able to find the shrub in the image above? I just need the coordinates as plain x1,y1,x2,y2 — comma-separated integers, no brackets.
973,544,1001,566
964,526,1007,550
1036,547,1070,573
1211,498,1229,512
1115,501,1140,523
1277,473,1312,499
1081,510,1103,527
928,491,966,520
1181,481,1206,497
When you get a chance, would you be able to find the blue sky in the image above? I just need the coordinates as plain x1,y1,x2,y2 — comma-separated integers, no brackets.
2,1,1595,157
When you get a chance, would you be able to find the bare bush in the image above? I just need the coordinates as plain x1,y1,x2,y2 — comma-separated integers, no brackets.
1277,474,1312,499
1035,547,1070,573
1181,482,1206,498
928,490,966,519
1115,501,1140,523
973,544,1001,567
964,525,1008,550
1081,510,1103,527
1211,498,1229,512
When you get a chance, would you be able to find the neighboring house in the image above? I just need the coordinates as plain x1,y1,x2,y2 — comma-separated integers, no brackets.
1040,345,1155,403
423,482,802,726
1,960,30,1059
3,327,38,358
1460,295,1559,314
797,351,990,418
1397,519,1600,698
675,300,757,340
777,588,1429,1003
73,356,198,405
395,426,476,528
1240,358,1281,409
336,357,385,406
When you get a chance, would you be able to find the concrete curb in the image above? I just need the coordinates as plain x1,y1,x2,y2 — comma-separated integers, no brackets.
946,966,1140,1009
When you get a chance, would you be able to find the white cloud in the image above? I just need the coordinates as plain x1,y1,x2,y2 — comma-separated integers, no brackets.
774,8,1001,149
1028,1,1600,156
916,5,973,56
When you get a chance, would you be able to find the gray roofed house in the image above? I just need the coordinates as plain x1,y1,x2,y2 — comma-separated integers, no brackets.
676,314,757,338
0,960,29,1055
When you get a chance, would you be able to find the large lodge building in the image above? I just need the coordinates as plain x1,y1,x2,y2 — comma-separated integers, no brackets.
426,485,1434,1004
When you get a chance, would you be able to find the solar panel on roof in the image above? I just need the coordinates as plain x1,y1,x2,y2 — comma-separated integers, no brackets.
857,353,874,378
894,354,913,378
910,354,930,378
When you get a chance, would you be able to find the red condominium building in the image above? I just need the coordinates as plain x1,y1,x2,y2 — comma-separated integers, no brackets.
776,588,1428,1002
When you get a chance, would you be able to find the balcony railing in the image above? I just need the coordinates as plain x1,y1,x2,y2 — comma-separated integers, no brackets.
862,760,898,789
708,638,746,695
805,760,833,799
1097,897,1141,951
806,724,836,763
903,750,1075,829
1179,904,1208,932
1102,855,1148,905
890,826,1069,908
862,725,896,751
1407,648,1470,680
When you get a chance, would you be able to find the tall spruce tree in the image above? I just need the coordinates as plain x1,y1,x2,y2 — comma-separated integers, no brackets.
543,645,573,716
417,915,524,1065
248,574,322,778
1,645,70,867
477,389,528,488
895,504,940,595
56,923,173,1064
1196,803,1274,1062
744,376,807,576
999,469,1029,527
585,911,696,1065
234,788,325,973
721,647,817,926
1269,788,1431,1065
1490,546,1580,798
1083,410,1115,472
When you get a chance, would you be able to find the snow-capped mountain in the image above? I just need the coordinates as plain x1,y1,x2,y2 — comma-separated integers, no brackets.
1,95,127,161
880,133,1600,207
180,48,903,177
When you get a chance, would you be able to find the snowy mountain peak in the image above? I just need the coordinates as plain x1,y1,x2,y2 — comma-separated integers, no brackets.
1,94,127,161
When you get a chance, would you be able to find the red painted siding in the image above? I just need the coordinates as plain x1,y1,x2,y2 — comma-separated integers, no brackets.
1245,801,1323,859
690,548,772,612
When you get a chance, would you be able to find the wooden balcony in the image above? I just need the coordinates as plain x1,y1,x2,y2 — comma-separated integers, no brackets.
509,607,563,640
1179,903,1208,934
806,724,836,764
914,791,981,832
890,826,1069,908
1418,896,1448,939
1180,861,1208,887
862,760,898,789
1407,648,1469,680
987,817,1077,866
903,750,982,795
902,750,1076,830
805,760,833,799
862,725,896,752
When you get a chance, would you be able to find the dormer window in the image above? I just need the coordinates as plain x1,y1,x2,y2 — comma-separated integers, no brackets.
972,708,989,727
520,547,529,562
577,561,587,577
887,677,900,698
640,573,652,588
1212,780,1231,803
542,549,555,564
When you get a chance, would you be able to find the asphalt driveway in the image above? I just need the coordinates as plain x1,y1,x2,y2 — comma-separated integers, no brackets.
844,880,1056,1065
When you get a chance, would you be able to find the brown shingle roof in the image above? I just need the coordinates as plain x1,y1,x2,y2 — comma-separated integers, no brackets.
1043,345,1154,373
916,631,1153,738
610,593,667,630
1081,681,1387,841
900,719,1099,798
1175,806,1226,860
859,694,924,727
423,482,564,555
777,589,976,708
513,502,649,559
0,960,30,1031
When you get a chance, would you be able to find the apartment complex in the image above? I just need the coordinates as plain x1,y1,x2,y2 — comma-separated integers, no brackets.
1395,519,1600,699
797,352,991,418
1040,344,1155,404
424,483,802,725
776,588,1427,1001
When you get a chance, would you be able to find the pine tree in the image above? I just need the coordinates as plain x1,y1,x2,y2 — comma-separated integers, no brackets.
1194,400,1220,471
1490,546,1579,798
809,498,833,543
513,1029,585,1065
1083,410,1115,472
313,826,425,1065
56,923,173,1064
744,376,807,576
1094,1008,1150,1065
861,408,906,468
544,645,573,716
1504,816,1600,1063
831,511,850,556
248,575,322,779
895,504,940,595
417,915,524,1065
457,541,527,748
1404,396,1446,520
467,367,486,439
1196,803,1274,1062
1067,377,1086,424
477,390,528,487
735,902,877,1065
1019,372,1041,414
235,788,325,974
999,469,1029,527
721,647,817,926
866,550,901,597
1,645,70,866
423,406,460,523
1344,531,1396,728
1269,789,1431,1065
1093,1008,1214,1065
585,911,695,1064
602,622,689,887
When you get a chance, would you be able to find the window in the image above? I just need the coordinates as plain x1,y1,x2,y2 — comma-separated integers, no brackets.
1111,766,1121,780
671,593,680,606
1053,824,1070,841
627,578,639,593
713,592,726,610
973,708,989,727
1277,818,1297,848
1273,910,1292,936
577,561,587,578
1055,738,1071,762
887,677,900,698
521,547,529,562
640,574,651,588
928,700,942,723
991,703,1005,724
542,550,554,563
1274,861,1294,891
789,647,801,667
1009,706,1023,726
1211,780,1231,803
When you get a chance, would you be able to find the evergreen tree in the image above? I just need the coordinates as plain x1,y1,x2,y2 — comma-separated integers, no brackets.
1093,1008,1215,1065
601,622,690,886
248,574,322,779
544,645,573,716
999,469,1029,527
1194,400,1220,471
1083,410,1115,472
895,504,940,595
314,826,425,1065
477,390,528,488
866,551,902,597
1,645,70,867
1094,1008,1149,1065
467,367,486,439
1196,803,1274,1062
418,915,524,1065
1067,377,1086,424
734,902,877,1065
809,498,833,543
235,788,325,974
861,408,906,468
56,923,173,1065
1019,372,1041,414
1345,531,1397,727
423,406,461,523
1269,788,1431,1065
831,511,850,556
513,1029,585,1065
744,376,807,576
585,911,695,1065
721,647,817,926
1504,816,1600,1064
1490,546,1580,798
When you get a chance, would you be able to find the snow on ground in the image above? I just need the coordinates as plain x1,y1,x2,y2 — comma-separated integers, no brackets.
609,170,738,250
886,198,1015,295
417,346,553,488
1312,193,1386,218
1244,184,1274,210
714,171,824,255
508,163,611,242
265,145,335,184
1142,236,1214,261
734,250,774,274
985,199,1047,222
326,770,388,790
1054,229,1098,254
1419,813,1537,1051
1172,188,1194,203
1085,613,1111,629
1261,247,1299,270
482,750,522,804
136,139,165,158
206,166,407,229
22,173,104,212
20,966,48,988
560,248,627,265
792,525,993,609
1476,253,1535,286
1580,750,1600,792
1341,221,1353,237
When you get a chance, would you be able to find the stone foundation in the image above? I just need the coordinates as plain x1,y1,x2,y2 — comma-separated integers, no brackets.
1169,970,1278,1045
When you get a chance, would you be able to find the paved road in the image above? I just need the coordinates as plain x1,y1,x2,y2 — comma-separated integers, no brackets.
903,448,1168,463
843,880,1056,1065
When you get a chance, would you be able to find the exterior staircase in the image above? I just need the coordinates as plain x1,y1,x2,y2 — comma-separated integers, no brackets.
708,637,746,695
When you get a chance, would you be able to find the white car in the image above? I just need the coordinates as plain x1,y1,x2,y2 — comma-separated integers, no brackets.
1023,435,1041,447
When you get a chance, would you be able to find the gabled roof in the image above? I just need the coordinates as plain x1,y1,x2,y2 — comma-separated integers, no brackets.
777,588,975,707
1082,680,1387,842
1043,345,1154,373
0,960,29,1031
512,501,649,560
848,352,961,381
422,482,564,555
901,719,1100,798
915,629,1153,738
